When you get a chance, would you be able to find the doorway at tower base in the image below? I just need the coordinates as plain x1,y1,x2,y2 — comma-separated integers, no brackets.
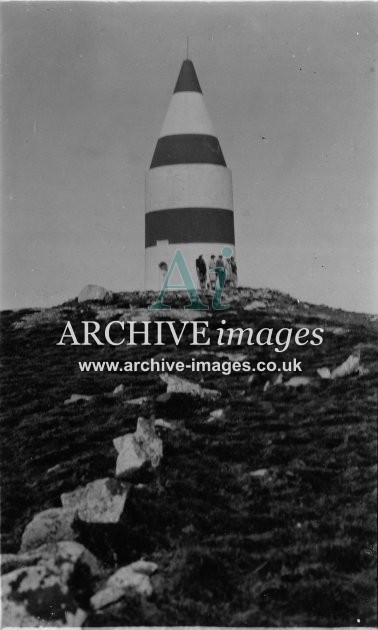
145,242,236,292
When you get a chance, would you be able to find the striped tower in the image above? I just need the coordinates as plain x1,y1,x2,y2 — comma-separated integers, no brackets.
145,58,235,289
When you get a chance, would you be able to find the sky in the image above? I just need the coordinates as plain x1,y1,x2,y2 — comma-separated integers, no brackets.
1,1,377,313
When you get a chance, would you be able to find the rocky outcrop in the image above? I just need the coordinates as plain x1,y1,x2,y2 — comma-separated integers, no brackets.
77,284,113,304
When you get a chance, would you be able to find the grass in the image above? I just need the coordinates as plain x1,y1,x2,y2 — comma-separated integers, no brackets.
0,289,377,625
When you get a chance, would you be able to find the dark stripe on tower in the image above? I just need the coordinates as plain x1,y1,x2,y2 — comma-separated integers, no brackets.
150,134,226,168
145,208,235,247
174,59,202,93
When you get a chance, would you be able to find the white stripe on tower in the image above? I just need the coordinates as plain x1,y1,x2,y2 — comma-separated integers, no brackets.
145,58,236,290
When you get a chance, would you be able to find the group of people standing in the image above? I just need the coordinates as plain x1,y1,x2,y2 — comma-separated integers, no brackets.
196,254,238,291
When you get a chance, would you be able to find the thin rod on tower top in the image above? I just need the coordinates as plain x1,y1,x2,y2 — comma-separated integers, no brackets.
186,36,189,59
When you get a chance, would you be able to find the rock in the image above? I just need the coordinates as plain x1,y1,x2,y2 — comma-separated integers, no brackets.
20,507,78,552
154,418,174,431
135,416,157,442
263,374,283,392
160,373,220,399
1,541,100,627
66,608,88,627
182,524,195,535
263,373,283,391
1,550,46,575
160,373,201,395
284,376,312,388
90,560,157,610
61,478,131,524
128,559,158,576
2,565,69,626
244,300,267,311
358,365,370,376
90,585,126,611
331,350,360,378
317,351,366,380
210,408,225,419
206,408,227,423
77,284,113,304
250,468,269,478
114,417,163,479
47,463,63,475
3,541,101,577
328,326,348,336
317,367,332,379
113,432,132,454
112,384,125,396
126,396,148,405
218,351,247,362
191,349,211,357
271,373,283,386
64,393,94,405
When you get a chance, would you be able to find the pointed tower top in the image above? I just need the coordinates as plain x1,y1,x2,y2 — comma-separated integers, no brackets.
174,59,202,94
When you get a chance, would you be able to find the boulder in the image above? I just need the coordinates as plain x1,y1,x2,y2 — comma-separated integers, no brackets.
160,373,220,399
90,559,157,610
78,284,113,304
114,417,163,479
2,540,101,577
135,416,157,443
20,507,78,552
61,478,131,524
114,434,147,478
1,541,100,627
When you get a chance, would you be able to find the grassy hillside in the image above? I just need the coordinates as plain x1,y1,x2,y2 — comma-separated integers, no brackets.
1,288,377,626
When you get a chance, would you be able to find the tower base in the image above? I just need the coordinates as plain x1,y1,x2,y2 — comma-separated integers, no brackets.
145,241,236,292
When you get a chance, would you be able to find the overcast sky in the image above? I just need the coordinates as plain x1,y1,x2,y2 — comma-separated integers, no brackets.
2,1,377,312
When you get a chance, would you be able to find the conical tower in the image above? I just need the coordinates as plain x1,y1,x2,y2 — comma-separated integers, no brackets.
145,58,235,289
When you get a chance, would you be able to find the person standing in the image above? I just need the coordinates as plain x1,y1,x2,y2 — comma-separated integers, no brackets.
195,255,207,291
208,255,217,290
230,256,238,288
225,257,232,288
215,254,225,269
